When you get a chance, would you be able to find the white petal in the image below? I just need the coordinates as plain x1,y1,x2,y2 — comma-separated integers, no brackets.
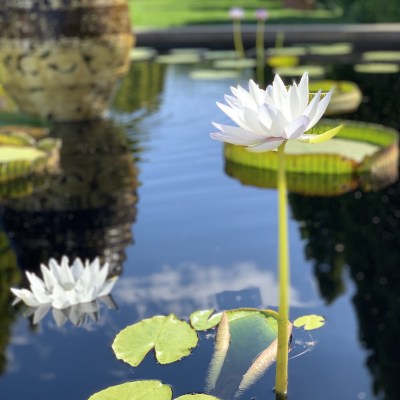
284,115,310,139
248,80,265,106
217,102,247,129
306,89,333,130
97,277,118,297
71,258,84,281
40,265,58,290
243,108,267,135
213,122,265,141
210,132,262,146
297,72,309,111
247,138,285,152
303,90,321,126
10,288,41,307
288,83,301,120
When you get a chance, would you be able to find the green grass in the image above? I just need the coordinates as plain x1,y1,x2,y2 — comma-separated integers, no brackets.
128,0,343,28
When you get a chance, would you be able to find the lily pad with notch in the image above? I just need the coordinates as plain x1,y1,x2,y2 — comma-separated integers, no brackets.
89,380,221,400
112,314,199,367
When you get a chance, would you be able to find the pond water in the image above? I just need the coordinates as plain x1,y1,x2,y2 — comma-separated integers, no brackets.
0,54,400,400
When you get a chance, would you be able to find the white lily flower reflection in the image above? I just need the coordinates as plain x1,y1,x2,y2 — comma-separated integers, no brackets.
23,295,117,327
11,256,118,310
211,72,333,152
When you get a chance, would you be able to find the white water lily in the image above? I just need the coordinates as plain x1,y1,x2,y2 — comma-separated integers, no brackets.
11,256,117,310
211,72,334,152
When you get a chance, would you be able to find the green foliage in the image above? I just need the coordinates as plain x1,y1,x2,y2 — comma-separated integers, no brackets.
128,0,341,28
293,314,326,330
88,380,173,400
112,314,198,366
89,380,221,400
319,0,400,22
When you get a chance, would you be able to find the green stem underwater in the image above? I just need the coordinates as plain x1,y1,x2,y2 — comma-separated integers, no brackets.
275,141,290,398
233,20,245,59
256,20,265,87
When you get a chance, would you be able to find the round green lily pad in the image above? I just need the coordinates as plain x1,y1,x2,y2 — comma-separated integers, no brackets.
88,380,173,400
130,47,158,61
213,59,257,69
362,51,400,62
267,46,308,57
203,50,238,61
307,43,352,56
156,53,201,64
266,55,299,68
274,65,326,78
0,126,60,182
293,314,325,330
354,63,400,74
112,314,199,366
224,120,398,196
189,69,239,80
309,80,362,115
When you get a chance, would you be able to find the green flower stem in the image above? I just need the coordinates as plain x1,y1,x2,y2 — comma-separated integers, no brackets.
256,20,265,87
275,140,290,398
233,20,245,59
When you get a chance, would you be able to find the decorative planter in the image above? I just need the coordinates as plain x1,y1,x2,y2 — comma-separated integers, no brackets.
0,0,134,121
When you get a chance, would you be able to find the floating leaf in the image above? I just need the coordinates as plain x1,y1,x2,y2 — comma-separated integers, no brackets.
204,308,280,399
190,69,239,80
299,125,343,144
294,315,325,330
205,312,230,392
112,314,198,366
362,51,400,62
274,65,325,78
309,80,362,115
213,59,257,69
88,380,172,400
176,395,220,399
190,309,222,331
224,120,399,195
354,63,400,74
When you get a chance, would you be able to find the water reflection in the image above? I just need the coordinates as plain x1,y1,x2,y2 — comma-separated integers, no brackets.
112,60,166,116
0,231,21,375
0,119,139,275
23,295,117,328
290,180,400,399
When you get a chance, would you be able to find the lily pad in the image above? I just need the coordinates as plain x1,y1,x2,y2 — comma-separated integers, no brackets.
130,47,158,61
362,51,400,62
89,380,221,400
0,126,60,182
176,395,220,400
267,46,308,57
294,314,325,330
213,59,257,69
354,63,400,74
112,314,199,366
224,120,399,195
274,65,326,78
156,53,201,64
203,50,238,61
88,380,172,400
200,308,282,398
266,55,299,68
308,80,362,115
307,43,352,56
190,309,223,330
189,69,239,80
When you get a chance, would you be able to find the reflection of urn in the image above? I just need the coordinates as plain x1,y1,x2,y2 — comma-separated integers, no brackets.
0,1,134,121
1,119,139,275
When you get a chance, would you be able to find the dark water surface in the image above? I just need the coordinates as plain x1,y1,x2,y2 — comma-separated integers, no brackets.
1,58,400,400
